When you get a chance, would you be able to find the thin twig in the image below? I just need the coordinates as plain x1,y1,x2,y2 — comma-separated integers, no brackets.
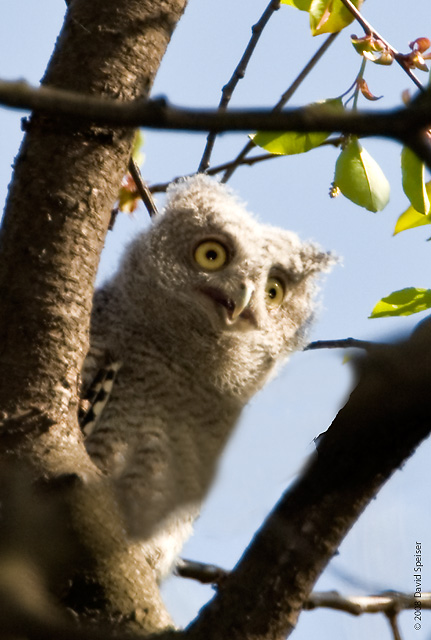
276,35,340,112
221,32,339,183
220,140,256,184
338,0,424,91
150,152,278,193
176,558,229,585
385,612,403,640
304,338,379,351
306,591,431,616
150,136,344,194
198,0,281,173
128,157,159,218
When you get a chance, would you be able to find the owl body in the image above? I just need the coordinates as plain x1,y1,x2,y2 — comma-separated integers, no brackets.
83,175,333,579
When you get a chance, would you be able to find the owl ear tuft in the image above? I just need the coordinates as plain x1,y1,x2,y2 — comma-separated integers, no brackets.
300,244,339,277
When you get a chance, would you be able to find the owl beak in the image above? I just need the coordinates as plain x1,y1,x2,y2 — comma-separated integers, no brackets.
198,283,256,328
230,282,254,321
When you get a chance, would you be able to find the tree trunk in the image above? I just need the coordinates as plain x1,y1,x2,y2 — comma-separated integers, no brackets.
0,0,187,631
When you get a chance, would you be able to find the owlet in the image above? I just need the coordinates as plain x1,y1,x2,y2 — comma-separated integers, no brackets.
80,174,334,579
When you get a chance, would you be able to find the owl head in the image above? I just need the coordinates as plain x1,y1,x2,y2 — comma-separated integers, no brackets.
118,175,335,397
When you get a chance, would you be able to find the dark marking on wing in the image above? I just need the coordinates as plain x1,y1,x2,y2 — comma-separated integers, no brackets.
79,361,122,436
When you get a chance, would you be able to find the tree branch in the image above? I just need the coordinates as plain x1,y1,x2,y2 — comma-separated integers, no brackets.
177,558,431,619
198,0,280,173
128,158,159,218
1,78,431,148
182,332,431,640
304,591,431,617
305,337,378,351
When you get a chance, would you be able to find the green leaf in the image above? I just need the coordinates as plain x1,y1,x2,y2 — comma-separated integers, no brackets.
282,0,363,35
370,288,431,318
334,137,390,212
252,98,343,155
281,0,311,9
117,174,140,213
393,183,431,234
252,130,328,154
401,147,430,214
394,208,431,235
132,130,145,167
309,0,363,36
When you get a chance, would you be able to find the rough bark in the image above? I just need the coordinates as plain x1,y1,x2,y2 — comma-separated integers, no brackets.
184,330,431,640
0,0,187,632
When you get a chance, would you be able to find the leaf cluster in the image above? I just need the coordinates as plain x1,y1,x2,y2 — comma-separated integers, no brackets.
248,1,431,319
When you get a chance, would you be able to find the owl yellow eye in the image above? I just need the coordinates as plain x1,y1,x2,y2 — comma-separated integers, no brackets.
194,240,228,271
265,277,284,308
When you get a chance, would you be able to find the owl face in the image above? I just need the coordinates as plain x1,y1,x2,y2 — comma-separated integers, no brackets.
191,236,288,331
125,175,334,351
170,228,299,336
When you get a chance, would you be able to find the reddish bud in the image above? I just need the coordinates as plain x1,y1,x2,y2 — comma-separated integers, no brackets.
409,37,431,53
357,78,382,101
399,51,429,71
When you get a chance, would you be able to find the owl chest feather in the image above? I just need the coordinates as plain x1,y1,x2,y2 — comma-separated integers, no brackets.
87,348,241,471
84,340,242,533
84,344,243,578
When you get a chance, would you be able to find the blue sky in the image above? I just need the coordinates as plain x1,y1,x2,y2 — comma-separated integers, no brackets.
1,2,430,638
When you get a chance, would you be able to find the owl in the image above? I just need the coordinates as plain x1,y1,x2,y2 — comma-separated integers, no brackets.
80,174,334,579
